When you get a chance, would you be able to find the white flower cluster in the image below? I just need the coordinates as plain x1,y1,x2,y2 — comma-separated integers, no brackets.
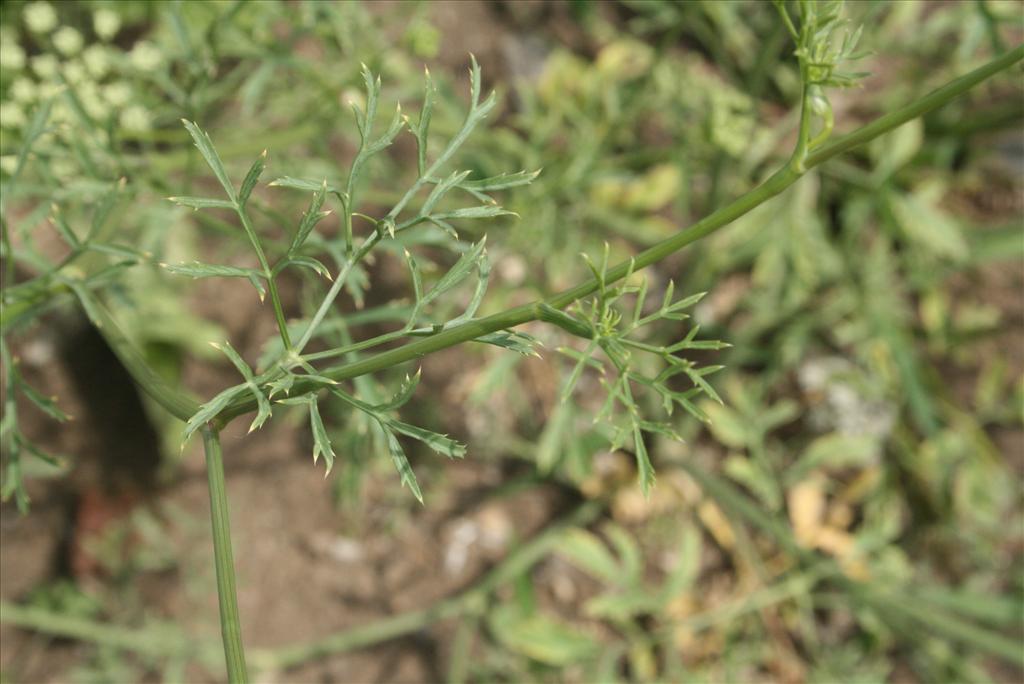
1,2,167,176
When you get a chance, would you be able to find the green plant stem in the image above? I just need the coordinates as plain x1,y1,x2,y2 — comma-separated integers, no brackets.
0,600,218,662
201,425,249,684
236,206,291,350
215,42,1024,422
293,233,380,354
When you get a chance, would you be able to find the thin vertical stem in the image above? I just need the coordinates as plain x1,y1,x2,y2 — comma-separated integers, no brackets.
236,205,291,350
201,425,249,683
293,232,380,355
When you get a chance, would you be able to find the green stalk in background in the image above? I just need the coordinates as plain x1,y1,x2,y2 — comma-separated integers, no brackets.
201,426,249,683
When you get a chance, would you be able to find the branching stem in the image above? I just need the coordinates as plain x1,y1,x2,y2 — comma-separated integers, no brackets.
218,42,1024,421
293,232,381,355
236,205,291,350
68,44,1022,426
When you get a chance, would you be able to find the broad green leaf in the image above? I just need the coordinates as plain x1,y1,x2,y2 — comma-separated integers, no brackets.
181,120,236,202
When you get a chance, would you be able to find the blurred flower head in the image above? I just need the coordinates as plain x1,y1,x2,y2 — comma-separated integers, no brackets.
53,26,84,56
0,102,27,129
63,60,87,84
0,155,18,175
120,104,152,132
0,41,26,71
103,81,133,108
129,41,163,72
30,53,60,80
93,8,122,41
23,1,58,34
10,78,37,103
79,83,108,119
82,44,111,78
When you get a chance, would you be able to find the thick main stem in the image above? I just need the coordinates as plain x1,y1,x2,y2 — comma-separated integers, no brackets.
201,425,249,684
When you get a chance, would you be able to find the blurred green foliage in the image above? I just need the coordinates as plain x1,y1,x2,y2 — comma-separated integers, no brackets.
1,0,1022,682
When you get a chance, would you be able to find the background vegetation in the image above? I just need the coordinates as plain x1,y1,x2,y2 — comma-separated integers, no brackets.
1,1,1022,682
